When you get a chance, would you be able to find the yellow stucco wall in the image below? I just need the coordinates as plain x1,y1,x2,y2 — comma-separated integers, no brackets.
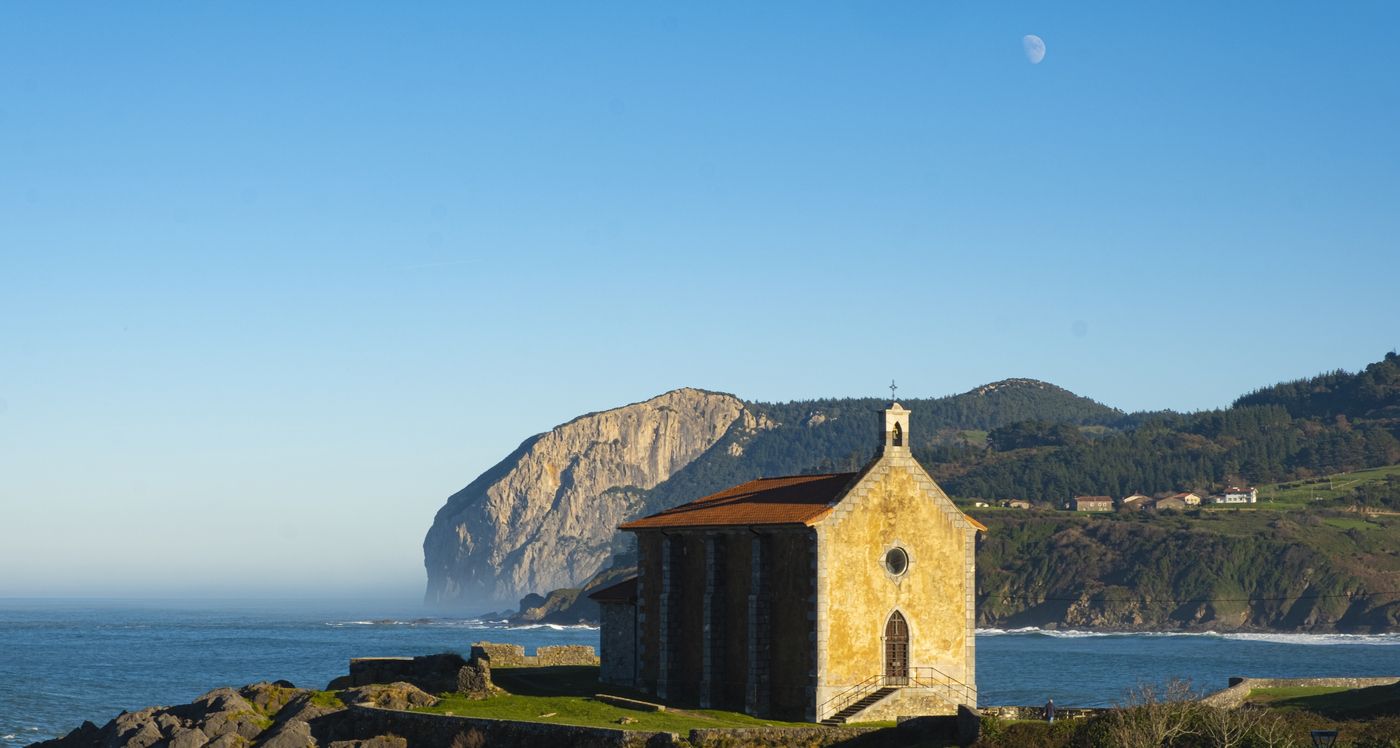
815,459,975,701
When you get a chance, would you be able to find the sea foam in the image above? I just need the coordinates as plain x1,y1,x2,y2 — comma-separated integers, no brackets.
976,627,1400,645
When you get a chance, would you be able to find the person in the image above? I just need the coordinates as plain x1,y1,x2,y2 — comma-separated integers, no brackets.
1045,698,1056,724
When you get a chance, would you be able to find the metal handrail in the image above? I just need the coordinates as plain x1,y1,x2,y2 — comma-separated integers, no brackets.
819,665,976,721
817,672,884,717
908,666,978,705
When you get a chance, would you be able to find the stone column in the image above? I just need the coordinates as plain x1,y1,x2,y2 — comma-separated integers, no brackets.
700,534,726,708
658,534,679,701
745,533,771,716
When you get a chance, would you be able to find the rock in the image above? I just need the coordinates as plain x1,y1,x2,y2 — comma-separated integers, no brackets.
187,689,254,721
109,710,164,748
154,714,186,734
29,720,103,748
256,720,315,748
203,734,244,748
455,660,491,699
166,727,208,748
511,588,599,625
200,710,264,741
616,717,637,725
275,693,344,724
239,682,304,715
341,682,439,711
423,388,746,603
327,737,406,748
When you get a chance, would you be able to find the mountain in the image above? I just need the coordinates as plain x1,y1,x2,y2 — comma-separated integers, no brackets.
423,388,750,604
423,379,1119,606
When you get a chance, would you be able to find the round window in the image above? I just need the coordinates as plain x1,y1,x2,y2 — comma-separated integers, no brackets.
885,547,909,576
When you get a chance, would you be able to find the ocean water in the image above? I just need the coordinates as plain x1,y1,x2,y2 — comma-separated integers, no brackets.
2,600,1398,743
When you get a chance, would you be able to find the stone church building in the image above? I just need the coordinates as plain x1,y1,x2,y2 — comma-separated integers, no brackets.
589,403,985,724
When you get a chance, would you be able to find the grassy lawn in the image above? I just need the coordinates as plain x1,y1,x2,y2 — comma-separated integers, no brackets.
1258,464,1400,507
1249,682,1400,719
412,665,834,732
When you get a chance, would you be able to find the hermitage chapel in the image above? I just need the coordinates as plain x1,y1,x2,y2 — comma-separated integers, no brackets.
588,403,986,724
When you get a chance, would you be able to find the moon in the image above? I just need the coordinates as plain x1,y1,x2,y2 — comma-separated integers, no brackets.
1023,34,1046,64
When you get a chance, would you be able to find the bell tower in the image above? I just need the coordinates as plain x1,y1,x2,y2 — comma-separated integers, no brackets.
881,402,910,454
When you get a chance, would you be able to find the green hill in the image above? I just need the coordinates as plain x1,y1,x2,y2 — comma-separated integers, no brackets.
973,508,1400,632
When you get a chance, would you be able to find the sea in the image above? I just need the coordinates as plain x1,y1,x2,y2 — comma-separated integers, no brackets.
2,599,1398,744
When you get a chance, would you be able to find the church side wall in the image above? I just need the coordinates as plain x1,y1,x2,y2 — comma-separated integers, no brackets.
598,601,636,687
814,459,975,719
768,530,817,721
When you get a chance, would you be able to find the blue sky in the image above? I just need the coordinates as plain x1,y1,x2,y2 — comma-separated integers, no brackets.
2,3,1397,598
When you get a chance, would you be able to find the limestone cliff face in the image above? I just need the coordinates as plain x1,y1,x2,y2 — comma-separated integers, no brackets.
423,388,745,606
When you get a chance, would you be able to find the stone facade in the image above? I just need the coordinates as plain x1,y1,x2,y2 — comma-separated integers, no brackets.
605,404,983,723
469,642,599,667
599,601,638,686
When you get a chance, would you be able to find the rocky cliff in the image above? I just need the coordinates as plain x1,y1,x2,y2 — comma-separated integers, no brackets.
423,388,747,605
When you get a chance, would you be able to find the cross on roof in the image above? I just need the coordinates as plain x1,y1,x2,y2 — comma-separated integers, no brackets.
889,379,898,400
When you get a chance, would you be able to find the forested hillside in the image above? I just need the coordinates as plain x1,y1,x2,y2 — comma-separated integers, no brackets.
940,353,1400,502
974,509,1400,632
627,354,1400,520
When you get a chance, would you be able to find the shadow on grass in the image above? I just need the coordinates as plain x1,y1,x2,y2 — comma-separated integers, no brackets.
490,666,603,697
1271,682,1400,720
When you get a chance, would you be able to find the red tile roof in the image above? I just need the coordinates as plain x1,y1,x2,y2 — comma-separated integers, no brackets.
586,576,637,604
619,473,857,530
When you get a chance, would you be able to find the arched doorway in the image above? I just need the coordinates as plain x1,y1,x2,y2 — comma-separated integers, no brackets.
884,611,909,685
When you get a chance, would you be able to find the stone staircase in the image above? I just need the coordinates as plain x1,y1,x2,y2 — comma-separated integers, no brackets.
819,686,899,726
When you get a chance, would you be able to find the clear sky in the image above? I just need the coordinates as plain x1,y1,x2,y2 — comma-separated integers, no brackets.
2,3,1397,599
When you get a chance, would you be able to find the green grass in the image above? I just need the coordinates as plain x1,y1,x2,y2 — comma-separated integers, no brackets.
1250,682,1400,719
309,690,345,708
1321,517,1378,531
413,666,827,732
1258,464,1400,507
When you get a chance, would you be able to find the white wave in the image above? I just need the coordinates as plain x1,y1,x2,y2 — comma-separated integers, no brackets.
977,627,1400,645
507,622,600,631
1217,632,1400,646
3,735,18,741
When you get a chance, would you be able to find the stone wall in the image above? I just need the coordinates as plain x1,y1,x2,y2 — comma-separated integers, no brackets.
979,705,1107,721
342,705,674,748
537,645,601,666
686,725,889,747
844,686,959,722
343,706,919,748
469,641,600,667
332,654,481,694
1200,676,1400,709
599,603,638,687
470,642,528,666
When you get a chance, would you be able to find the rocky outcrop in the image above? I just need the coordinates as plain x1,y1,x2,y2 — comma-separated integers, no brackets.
30,682,358,748
423,388,747,605
33,659,497,748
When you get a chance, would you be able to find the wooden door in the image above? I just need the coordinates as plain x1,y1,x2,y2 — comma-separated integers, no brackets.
884,611,909,685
